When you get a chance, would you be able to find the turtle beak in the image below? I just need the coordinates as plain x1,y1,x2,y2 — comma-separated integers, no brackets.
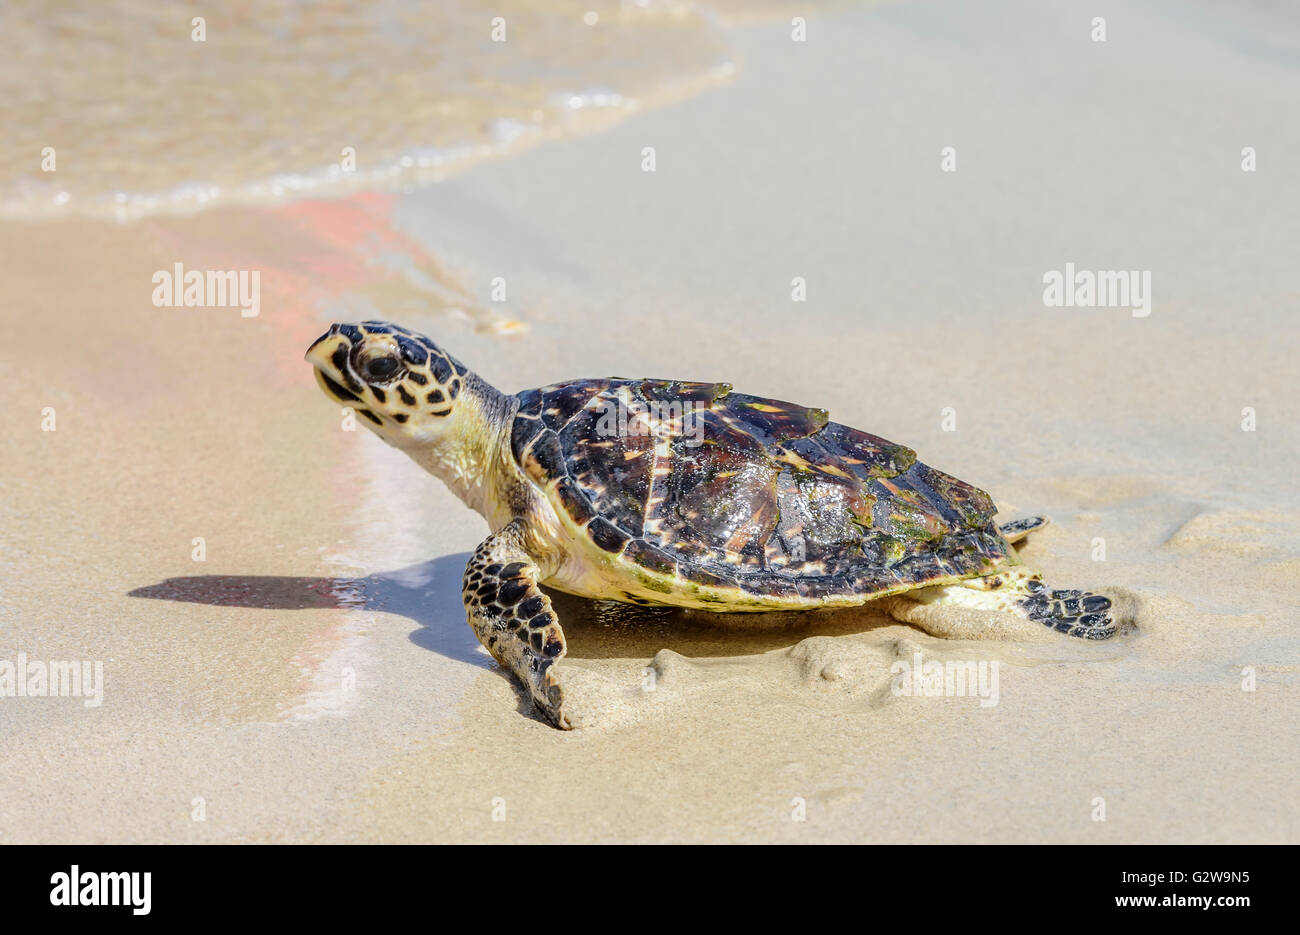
305,326,362,403
312,366,362,404
305,324,342,367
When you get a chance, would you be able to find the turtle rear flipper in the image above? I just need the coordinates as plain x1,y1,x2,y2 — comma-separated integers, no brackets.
1016,578,1116,639
892,568,1118,641
999,515,1048,544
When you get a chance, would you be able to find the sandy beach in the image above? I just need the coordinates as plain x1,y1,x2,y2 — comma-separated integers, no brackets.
2,0,1298,843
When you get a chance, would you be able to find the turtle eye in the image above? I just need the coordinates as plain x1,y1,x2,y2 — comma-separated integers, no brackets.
360,354,400,382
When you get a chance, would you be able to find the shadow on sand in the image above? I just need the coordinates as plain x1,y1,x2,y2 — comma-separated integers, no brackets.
129,552,897,667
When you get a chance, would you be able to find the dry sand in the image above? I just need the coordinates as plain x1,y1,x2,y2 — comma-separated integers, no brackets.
2,0,1297,842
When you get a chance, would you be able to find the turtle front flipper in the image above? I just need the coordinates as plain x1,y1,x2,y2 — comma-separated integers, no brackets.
889,568,1119,641
463,520,574,728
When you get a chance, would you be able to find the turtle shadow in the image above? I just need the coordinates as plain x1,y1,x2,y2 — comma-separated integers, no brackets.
546,591,899,660
127,553,484,668
129,555,899,668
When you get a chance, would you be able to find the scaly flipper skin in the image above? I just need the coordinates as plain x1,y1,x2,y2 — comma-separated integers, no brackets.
462,520,573,727
1020,578,1115,639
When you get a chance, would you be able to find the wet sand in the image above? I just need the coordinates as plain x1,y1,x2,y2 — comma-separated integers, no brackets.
2,0,1298,842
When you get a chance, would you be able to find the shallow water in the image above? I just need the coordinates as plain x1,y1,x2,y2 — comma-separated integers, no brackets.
1,0,737,220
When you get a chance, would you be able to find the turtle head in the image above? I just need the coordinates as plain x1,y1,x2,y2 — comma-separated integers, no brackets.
305,321,481,450
306,320,515,519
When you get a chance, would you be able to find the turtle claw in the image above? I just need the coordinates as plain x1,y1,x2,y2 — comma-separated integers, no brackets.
535,666,609,730
535,668,574,730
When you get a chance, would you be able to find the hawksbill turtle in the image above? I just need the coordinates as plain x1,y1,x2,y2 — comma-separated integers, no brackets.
306,321,1118,728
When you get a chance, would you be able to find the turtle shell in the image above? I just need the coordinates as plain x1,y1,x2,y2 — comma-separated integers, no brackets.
510,378,1012,601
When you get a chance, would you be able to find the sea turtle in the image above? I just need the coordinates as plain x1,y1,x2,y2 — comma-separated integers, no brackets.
306,321,1118,728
